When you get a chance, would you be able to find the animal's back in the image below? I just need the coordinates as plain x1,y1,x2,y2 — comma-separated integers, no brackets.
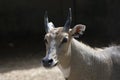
69,39,113,80
105,46,120,80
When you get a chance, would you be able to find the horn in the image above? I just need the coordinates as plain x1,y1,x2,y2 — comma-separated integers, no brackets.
63,8,72,32
44,11,49,33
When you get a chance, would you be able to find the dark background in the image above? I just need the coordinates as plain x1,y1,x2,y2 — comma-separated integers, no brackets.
0,0,120,57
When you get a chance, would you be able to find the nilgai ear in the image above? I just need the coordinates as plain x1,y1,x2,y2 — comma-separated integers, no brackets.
70,24,86,37
47,22,55,32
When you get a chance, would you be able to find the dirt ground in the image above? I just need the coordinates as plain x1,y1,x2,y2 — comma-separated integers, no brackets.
0,51,65,80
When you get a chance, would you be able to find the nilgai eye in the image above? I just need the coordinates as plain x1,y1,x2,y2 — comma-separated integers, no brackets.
61,37,68,44
44,39,48,44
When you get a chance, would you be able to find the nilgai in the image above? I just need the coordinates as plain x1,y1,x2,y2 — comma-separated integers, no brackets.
42,8,120,80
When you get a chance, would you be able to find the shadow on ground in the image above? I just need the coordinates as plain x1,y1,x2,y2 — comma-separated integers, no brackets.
0,37,45,73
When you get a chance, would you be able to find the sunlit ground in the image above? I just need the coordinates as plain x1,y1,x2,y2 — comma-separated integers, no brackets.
0,39,65,80
0,52,64,80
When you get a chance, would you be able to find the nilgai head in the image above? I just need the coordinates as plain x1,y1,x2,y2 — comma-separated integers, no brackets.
42,8,86,68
